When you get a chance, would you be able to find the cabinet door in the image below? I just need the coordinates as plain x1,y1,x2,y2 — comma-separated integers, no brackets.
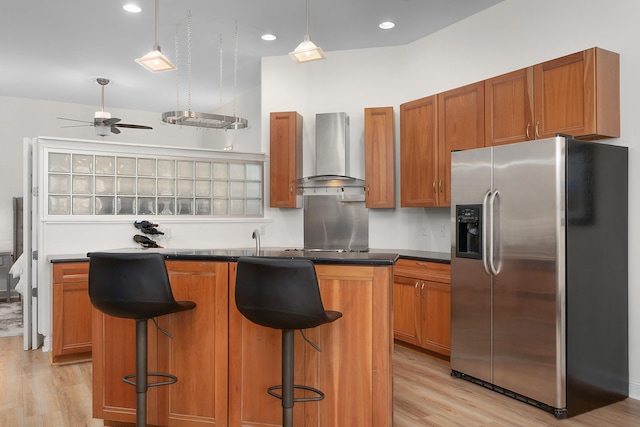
422,280,451,356
438,81,485,207
269,112,303,208
52,262,92,361
364,106,395,208
158,261,229,427
393,275,422,346
485,68,534,146
533,47,620,140
400,95,438,207
92,309,160,425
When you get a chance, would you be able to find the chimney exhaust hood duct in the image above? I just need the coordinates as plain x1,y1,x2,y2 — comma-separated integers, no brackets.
295,112,365,189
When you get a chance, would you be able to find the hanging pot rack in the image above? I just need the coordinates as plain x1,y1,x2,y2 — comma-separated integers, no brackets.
161,15,247,130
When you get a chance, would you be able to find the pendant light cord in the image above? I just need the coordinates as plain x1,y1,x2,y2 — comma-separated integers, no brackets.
154,0,160,49
306,0,310,37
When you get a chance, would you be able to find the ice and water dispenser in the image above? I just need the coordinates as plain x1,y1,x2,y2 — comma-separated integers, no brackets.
456,205,482,259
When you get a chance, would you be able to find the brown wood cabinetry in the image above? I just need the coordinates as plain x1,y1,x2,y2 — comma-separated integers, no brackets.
52,262,92,363
229,262,394,427
400,95,438,207
485,47,619,145
393,259,451,356
485,68,534,146
364,106,395,208
92,261,229,426
400,82,484,208
437,82,485,206
269,111,303,208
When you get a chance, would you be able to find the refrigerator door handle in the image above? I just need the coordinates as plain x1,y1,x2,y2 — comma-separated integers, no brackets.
482,189,491,276
488,190,500,276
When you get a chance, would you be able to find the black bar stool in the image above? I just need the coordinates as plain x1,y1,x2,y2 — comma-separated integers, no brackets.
235,256,342,427
88,252,196,427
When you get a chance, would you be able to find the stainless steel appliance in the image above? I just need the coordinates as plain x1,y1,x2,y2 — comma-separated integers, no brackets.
450,136,628,418
295,112,369,251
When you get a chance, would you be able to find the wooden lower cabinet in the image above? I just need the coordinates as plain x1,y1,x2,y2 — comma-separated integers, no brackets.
92,261,229,426
93,260,393,427
393,259,451,356
228,262,394,427
52,262,92,363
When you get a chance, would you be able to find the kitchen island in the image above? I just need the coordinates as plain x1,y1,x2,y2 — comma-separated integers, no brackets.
84,248,401,427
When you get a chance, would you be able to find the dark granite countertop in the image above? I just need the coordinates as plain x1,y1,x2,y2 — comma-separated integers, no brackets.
49,247,450,265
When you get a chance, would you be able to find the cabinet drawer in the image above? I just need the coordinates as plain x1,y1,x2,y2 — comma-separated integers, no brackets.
52,262,89,283
394,259,450,283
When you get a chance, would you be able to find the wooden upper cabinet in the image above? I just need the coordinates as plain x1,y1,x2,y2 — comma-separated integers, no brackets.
534,47,619,140
438,81,485,206
485,68,534,146
269,112,303,208
400,95,438,207
486,48,620,145
364,106,395,208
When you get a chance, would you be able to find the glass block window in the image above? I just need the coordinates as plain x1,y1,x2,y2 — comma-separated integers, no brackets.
47,151,264,217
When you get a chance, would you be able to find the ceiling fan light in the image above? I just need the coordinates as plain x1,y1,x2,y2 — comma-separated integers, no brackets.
289,35,326,63
135,48,177,72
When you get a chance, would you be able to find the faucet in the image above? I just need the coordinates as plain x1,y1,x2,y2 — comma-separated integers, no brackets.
252,229,261,255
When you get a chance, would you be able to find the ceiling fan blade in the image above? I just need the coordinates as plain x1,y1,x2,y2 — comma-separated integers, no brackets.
115,123,153,130
110,126,121,135
60,124,93,128
57,117,93,124
103,117,121,125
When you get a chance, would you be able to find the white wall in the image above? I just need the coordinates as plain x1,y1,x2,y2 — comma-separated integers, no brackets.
0,89,263,251
261,0,640,398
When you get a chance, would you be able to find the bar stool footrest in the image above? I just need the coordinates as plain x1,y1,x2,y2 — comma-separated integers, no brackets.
123,372,178,388
268,384,325,402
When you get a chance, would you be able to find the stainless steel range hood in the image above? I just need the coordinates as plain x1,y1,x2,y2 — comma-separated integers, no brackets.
295,112,365,188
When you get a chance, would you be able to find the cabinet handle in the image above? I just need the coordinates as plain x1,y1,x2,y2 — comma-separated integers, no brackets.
414,281,420,297
535,121,541,138
290,183,293,195
366,184,370,195
439,179,443,193
421,282,426,298
526,123,531,140
432,180,437,194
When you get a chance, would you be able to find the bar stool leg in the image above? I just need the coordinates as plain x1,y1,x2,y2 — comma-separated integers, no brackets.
282,329,294,427
136,319,148,427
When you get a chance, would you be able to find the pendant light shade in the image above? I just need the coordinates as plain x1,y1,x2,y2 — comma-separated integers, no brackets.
289,0,325,63
136,0,176,72
136,46,176,72
290,35,326,63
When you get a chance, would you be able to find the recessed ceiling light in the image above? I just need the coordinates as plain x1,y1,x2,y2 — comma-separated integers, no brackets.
261,34,277,41
123,4,142,13
379,21,395,30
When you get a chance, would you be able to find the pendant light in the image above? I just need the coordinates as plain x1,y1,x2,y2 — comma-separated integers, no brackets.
289,0,326,63
135,0,176,72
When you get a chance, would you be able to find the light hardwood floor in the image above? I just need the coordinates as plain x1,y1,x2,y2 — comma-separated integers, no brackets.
2,335,640,426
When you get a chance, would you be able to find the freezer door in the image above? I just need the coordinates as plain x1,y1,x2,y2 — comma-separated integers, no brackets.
491,137,565,408
450,146,492,383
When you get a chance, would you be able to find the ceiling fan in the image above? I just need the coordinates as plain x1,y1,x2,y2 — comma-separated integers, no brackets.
57,78,153,136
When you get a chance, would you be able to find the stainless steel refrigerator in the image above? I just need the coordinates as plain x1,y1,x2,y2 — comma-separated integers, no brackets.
450,136,628,418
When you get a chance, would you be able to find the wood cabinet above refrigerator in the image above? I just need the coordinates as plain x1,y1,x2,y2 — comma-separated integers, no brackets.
485,47,620,146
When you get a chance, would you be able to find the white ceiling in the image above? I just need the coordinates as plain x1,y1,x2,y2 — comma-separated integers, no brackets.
0,0,501,114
